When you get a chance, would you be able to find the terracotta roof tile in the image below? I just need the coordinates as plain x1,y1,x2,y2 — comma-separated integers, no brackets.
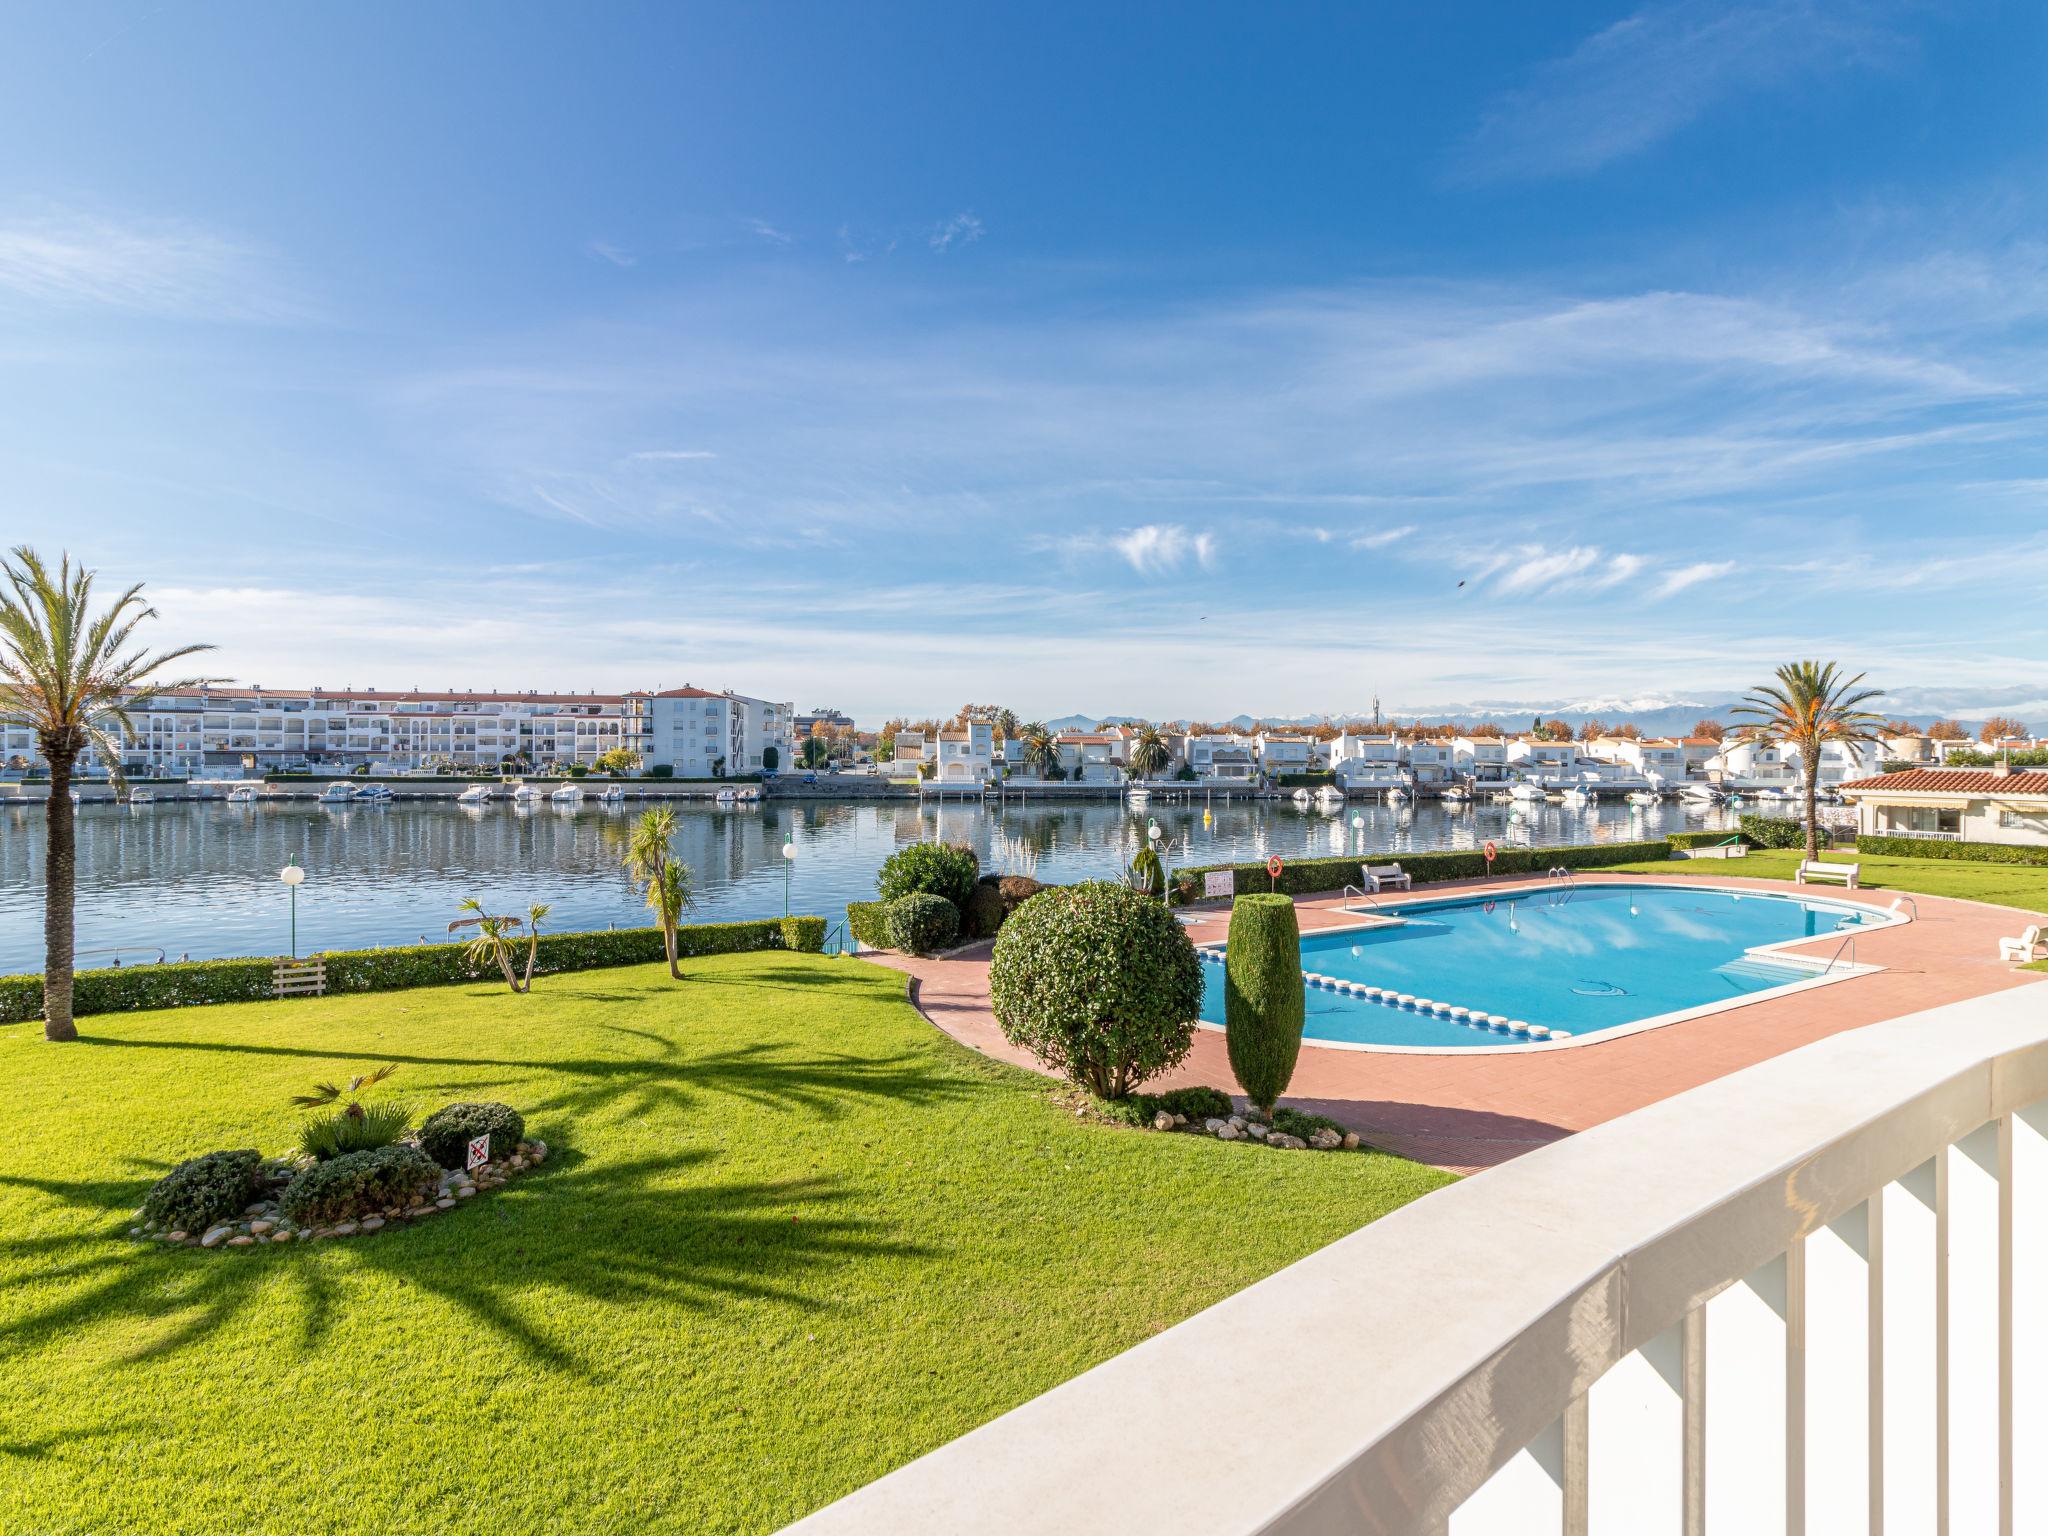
1839,769,2048,796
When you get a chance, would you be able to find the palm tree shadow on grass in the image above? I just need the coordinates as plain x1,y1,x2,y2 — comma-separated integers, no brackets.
0,1149,929,1378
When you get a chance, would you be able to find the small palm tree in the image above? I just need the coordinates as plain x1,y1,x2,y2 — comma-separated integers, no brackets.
1731,661,1885,861
1021,723,1059,780
1128,723,1169,781
0,549,215,1041
624,807,694,978
455,899,551,992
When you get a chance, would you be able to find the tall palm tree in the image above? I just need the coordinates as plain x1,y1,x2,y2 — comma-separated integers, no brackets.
1731,661,1885,862
0,549,215,1041
623,807,694,978
1021,722,1059,780
995,707,1019,742
1128,722,1169,781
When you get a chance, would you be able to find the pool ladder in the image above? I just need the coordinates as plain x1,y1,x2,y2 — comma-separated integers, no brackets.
1340,884,1384,915
1819,933,1858,974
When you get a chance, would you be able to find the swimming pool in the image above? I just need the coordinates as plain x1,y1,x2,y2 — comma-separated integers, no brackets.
1195,882,1895,1052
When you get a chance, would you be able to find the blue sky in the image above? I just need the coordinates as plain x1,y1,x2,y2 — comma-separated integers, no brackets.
4,1,2047,721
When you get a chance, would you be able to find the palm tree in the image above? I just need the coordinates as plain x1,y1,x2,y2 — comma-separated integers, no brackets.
1021,723,1059,780
995,707,1019,742
1128,722,1169,781
623,807,694,978
455,900,551,993
1731,661,1885,862
0,549,215,1041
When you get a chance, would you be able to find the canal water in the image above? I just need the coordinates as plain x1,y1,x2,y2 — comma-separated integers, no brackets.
0,796,1741,970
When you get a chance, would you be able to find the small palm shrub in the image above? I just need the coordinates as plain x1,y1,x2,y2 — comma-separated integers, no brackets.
876,842,980,910
141,1149,264,1233
1128,843,1165,898
1224,894,1304,1115
418,1102,527,1170
299,1102,411,1161
886,893,960,956
988,880,1204,1099
280,1145,442,1226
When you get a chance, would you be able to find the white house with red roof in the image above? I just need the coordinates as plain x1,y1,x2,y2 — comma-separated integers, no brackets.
1839,765,2048,847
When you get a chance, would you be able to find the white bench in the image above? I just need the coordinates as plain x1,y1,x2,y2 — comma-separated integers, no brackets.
1363,862,1412,892
1795,861,1859,889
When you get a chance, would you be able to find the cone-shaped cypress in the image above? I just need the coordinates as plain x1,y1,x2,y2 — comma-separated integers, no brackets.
1223,893,1304,1114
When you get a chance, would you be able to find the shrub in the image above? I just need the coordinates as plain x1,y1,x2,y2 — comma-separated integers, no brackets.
299,1102,411,1161
1167,838,1672,904
987,880,1204,1099
876,842,980,909
1856,835,2048,866
1667,831,1741,849
418,1102,527,1170
1271,1106,1345,1142
847,900,893,950
963,874,1046,939
280,1145,443,1226
779,914,827,952
1175,764,1198,782
1275,771,1337,787
1738,814,1806,849
886,894,960,956
648,764,674,778
1092,1083,1235,1127
1224,894,1304,1115
1128,843,1165,898
141,1149,265,1233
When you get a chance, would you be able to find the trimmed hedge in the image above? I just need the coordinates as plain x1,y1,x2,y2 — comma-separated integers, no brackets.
1737,814,1807,850
1275,771,1337,787
141,1149,265,1234
885,894,960,956
847,900,893,950
1224,894,1304,1115
1169,838,1672,903
1856,835,2048,867
0,916,827,1025
876,842,980,910
280,1145,442,1226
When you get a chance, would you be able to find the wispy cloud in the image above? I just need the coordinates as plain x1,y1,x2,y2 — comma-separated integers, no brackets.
743,218,794,246
1052,523,1220,577
1451,1,1909,182
625,449,717,462
1352,524,1416,550
0,210,302,321
586,240,636,268
929,212,984,254
1655,559,1737,597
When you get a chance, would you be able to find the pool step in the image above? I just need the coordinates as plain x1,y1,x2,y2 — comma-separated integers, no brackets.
1718,955,1811,984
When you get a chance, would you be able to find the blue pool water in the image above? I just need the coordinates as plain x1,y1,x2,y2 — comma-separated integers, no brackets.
1196,882,1882,1049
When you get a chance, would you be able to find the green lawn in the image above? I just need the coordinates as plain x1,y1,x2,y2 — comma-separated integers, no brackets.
1597,846,2048,916
0,953,1448,1535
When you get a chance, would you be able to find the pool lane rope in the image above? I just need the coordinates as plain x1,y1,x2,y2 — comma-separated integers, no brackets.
1197,947,1569,1042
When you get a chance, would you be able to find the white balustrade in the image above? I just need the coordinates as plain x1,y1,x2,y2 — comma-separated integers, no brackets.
780,986,2048,1535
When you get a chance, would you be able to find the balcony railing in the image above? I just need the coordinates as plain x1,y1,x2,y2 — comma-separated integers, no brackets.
1879,826,1965,842
783,987,2048,1534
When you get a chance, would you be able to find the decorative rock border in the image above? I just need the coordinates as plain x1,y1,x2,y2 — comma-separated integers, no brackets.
1148,1106,1358,1152
130,1140,550,1249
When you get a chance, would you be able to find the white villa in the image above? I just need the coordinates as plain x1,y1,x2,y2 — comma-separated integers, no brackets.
1450,735,1511,783
1175,734,1259,783
932,722,996,783
1840,766,2048,847
1326,734,1408,789
1254,734,1317,774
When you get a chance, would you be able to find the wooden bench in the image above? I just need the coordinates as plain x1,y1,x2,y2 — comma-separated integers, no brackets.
1363,862,1412,892
272,958,327,998
1795,861,1859,889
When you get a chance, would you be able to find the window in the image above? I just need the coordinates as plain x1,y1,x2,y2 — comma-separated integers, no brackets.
1889,806,1961,835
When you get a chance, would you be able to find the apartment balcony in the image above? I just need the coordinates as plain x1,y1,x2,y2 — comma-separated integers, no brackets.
786,989,2048,1535
1878,826,1966,843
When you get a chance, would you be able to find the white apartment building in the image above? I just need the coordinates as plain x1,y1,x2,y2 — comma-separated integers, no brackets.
1174,734,1258,782
0,686,639,776
635,688,793,777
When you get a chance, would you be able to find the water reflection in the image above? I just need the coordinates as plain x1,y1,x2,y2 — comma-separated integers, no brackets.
0,795,1737,968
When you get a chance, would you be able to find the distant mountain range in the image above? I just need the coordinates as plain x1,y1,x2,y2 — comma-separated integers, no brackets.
1038,687,2046,737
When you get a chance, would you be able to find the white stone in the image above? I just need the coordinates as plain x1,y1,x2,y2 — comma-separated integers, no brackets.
1152,1111,1176,1132
226,1235,255,1247
1309,1129,1343,1151
249,1220,274,1235
1340,1132,1361,1150
333,1222,358,1236
360,1216,385,1232
1203,1118,1228,1134
1265,1133,1308,1150
200,1228,230,1248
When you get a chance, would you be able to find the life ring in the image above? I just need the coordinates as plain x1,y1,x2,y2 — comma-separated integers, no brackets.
1483,840,1498,862
1266,854,1284,879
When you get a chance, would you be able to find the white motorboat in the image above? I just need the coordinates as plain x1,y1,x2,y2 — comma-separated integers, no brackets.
1438,784,1468,801
596,785,625,805
1626,790,1659,807
1385,786,1409,803
549,784,584,806
1290,788,1311,806
1558,786,1592,805
319,781,358,803
1508,783,1545,803
456,784,494,806
1678,782,1725,803
1127,784,1150,803
353,783,393,803
509,783,544,806
127,788,155,805
225,784,258,804
1313,785,1346,808
715,786,740,804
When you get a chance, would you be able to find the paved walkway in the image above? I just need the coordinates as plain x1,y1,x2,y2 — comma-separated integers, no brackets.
871,871,2045,1174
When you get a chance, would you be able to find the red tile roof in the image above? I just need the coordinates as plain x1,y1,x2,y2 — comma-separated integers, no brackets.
1839,769,2048,796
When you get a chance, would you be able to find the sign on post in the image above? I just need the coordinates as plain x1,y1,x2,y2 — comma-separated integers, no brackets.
1203,869,1235,900
466,1134,491,1172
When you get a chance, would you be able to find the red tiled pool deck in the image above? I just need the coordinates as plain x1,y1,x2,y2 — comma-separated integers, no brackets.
870,871,2047,1174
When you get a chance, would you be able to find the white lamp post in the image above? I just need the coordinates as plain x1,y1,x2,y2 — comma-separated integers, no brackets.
782,834,796,917
279,858,306,957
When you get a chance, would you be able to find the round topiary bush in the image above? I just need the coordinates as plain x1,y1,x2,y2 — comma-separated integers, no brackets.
280,1145,442,1226
1224,893,1305,1115
417,1102,527,1170
142,1149,265,1234
988,879,1204,1099
876,841,979,910
886,893,960,956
